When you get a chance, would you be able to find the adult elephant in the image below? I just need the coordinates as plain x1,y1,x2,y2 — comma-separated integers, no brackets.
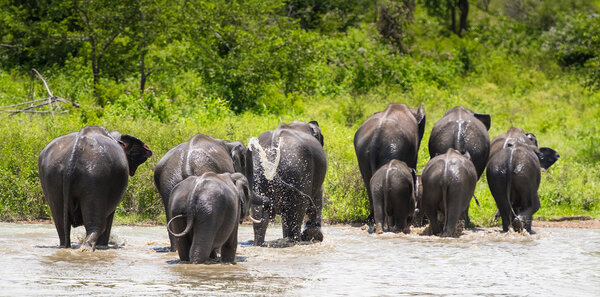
421,148,477,237
38,126,153,251
370,159,417,234
249,120,326,246
354,103,426,221
489,127,539,161
167,172,253,264
487,128,559,233
154,133,254,251
428,106,490,179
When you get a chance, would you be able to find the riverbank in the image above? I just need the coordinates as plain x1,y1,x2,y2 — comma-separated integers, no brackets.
10,217,600,229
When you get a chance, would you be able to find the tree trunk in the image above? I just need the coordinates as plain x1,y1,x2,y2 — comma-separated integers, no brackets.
458,0,469,37
139,7,147,94
90,37,100,102
448,0,456,34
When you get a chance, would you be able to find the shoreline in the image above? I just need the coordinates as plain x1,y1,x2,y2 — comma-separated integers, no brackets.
7,217,600,229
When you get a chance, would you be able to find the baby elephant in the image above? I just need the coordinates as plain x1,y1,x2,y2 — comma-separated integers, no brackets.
421,148,477,237
167,172,254,264
370,160,417,234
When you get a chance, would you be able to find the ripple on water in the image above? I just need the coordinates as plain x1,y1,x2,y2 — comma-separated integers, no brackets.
0,223,599,296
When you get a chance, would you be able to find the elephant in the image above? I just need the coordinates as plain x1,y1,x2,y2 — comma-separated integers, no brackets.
248,120,327,246
428,106,490,179
489,127,539,161
421,148,477,237
154,133,254,251
38,126,153,251
369,159,417,234
167,172,254,264
428,106,490,226
486,128,559,233
354,103,426,222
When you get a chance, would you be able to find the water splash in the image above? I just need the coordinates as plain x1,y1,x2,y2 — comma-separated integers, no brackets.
248,137,284,181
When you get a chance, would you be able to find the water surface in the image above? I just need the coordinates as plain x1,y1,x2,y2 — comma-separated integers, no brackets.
0,223,598,296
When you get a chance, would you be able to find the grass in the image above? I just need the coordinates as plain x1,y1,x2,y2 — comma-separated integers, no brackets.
0,6,598,226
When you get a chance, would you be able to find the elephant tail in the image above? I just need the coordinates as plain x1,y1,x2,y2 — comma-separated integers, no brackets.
442,184,449,233
506,146,518,219
62,133,81,243
167,214,193,238
383,163,392,217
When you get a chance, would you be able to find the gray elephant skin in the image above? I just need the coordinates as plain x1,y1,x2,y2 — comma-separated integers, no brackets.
421,148,477,237
428,106,490,179
486,128,559,233
249,120,326,246
354,103,426,221
154,133,253,251
428,106,490,226
167,172,252,264
38,126,152,250
370,159,417,234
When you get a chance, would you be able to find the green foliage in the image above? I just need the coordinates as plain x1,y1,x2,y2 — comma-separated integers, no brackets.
0,1,599,225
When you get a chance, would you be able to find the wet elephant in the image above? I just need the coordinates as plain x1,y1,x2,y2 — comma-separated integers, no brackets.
428,106,490,179
154,133,253,251
489,127,539,161
421,148,477,237
487,128,559,233
370,159,417,234
428,106,490,226
167,172,254,264
38,126,153,251
249,120,327,246
354,103,426,221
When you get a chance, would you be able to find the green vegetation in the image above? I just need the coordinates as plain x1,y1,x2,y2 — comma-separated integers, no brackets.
1,0,598,226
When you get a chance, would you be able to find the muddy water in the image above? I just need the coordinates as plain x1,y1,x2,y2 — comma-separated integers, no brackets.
0,223,598,296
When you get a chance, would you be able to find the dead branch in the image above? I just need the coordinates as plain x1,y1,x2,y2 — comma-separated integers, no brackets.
0,69,80,116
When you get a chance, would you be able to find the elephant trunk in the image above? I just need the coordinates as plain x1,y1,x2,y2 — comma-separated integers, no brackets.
167,214,193,238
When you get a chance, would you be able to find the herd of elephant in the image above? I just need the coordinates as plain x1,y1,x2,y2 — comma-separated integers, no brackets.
37,103,559,264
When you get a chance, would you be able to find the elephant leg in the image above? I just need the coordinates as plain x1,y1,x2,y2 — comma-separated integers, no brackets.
422,186,442,235
45,187,71,248
488,174,512,232
96,211,115,247
221,224,238,263
252,204,269,246
515,187,541,234
281,200,305,241
372,191,385,234
441,187,465,237
169,216,191,261
302,188,324,241
189,226,217,264
165,211,177,252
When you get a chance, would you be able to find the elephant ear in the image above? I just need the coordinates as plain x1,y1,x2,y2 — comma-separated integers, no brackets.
526,133,539,147
474,113,491,131
227,141,246,173
537,147,560,170
309,121,324,146
413,105,426,146
119,134,153,176
232,173,251,220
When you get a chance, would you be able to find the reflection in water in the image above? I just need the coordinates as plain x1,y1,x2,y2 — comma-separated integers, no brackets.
0,222,598,296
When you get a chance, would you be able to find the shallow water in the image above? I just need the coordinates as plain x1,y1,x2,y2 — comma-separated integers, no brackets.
0,222,598,296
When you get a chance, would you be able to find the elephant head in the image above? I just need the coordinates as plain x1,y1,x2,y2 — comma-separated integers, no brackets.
111,132,153,176
226,141,254,189
536,147,560,170
232,173,252,222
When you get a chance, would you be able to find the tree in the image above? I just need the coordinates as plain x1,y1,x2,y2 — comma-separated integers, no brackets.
377,0,415,52
423,0,469,37
73,0,137,104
